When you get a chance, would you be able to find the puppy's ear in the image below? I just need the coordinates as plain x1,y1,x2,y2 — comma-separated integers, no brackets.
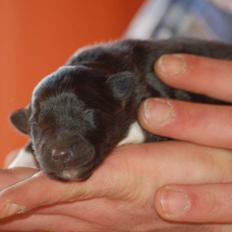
10,107,30,134
106,71,135,101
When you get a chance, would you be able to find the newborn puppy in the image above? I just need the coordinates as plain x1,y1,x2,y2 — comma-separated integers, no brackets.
10,38,232,181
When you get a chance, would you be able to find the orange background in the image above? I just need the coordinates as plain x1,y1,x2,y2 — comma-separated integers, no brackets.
0,0,143,166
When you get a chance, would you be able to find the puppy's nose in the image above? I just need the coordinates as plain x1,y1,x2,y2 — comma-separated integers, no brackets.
51,149,73,162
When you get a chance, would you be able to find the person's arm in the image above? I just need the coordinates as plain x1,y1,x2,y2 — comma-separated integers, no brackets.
138,54,232,223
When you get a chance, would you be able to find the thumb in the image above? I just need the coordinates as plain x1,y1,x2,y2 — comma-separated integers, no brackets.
155,183,232,223
0,171,96,219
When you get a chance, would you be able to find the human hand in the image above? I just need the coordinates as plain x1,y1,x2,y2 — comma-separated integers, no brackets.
1,141,232,231
138,54,232,223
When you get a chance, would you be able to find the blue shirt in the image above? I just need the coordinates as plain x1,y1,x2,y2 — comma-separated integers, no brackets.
126,0,232,43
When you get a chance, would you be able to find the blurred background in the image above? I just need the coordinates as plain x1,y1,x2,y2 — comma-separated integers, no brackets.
1,0,231,166
0,0,143,165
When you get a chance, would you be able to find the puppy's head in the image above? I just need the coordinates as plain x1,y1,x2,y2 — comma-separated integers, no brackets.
11,65,136,181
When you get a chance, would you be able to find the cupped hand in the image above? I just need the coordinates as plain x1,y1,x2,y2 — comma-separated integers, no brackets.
1,54,232,231
138,54,232,224
1,141,232,231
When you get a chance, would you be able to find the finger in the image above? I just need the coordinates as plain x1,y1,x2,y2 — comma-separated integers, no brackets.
139,98,232,149
0,213,103,232
0,142,232,219
0,168,38,190
155,54,232,102
0,171,98,219
0,144,147,220
155,183,232,223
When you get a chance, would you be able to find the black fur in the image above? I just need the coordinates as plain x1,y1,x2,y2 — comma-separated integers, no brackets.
10,38,232,181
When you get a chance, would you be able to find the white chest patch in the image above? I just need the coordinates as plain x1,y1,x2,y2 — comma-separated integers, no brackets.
117,121,145,146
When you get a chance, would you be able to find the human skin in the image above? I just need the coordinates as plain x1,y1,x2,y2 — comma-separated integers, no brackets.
138,54,232,224
0,142,232,232
0,55,232,231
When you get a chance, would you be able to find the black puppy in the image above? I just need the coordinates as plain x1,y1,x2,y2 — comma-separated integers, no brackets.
10,38,232,181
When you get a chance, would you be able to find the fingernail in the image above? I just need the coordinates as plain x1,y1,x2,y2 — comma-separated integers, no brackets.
156,54,187,78
143,99,174,126
159,187,191,216
0,202,26,219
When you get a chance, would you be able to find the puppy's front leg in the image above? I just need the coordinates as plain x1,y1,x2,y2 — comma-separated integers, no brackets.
8,142,38,169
